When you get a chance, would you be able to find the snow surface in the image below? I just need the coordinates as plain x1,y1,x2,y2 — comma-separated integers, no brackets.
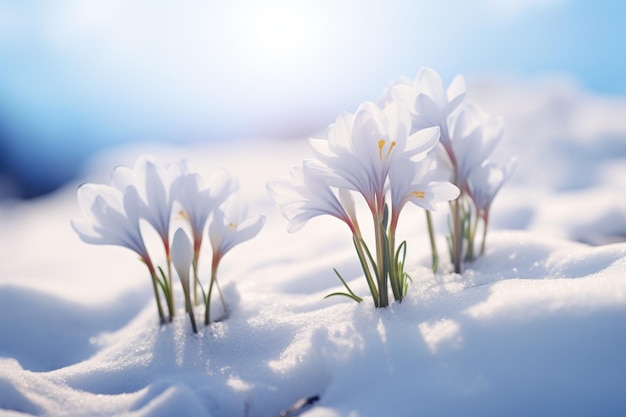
1,80,626,416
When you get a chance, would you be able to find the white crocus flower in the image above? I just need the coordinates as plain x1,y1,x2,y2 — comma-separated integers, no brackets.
71,183,168,321
171,228,198,333
111,156,178,249
385,67,466,156
467,158,516,257
447,102,504,192
386,156,460,278
468,158,516,226
389,157,460,221
111,156,180,317
173,162,235,252
309,101,440,307
171,161,236,306
267,161,359,234
171,228,193,287
72,184,147,257
205,194,265,324
209,195,265,261
309,101,440,213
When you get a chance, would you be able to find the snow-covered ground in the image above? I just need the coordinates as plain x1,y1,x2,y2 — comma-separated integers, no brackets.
1,79,626,416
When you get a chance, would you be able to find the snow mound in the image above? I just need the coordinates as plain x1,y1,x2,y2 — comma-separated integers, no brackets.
1,79,626,416
1,231,625,417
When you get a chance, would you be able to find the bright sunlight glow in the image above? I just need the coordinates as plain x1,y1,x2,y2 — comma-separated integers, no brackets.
232,2,329,78
255,8,303,50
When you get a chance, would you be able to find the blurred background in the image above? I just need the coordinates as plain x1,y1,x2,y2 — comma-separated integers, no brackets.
0,0,624,199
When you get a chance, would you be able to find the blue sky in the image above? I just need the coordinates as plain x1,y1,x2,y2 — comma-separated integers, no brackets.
0,0,625,197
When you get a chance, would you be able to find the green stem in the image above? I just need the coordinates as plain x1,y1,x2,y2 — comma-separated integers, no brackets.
183,283,198,333
145,260,166,324
374,214,388,308
394,241,409,301
165,252,175,320
383,213,402,301
192,254,200,306
466,210,479,262
353,234,379,307
425,210,438,273
452,190,463,274
326,267,363,302
214,279,227,312
480,217,489,256
205,258,218,326
192,238,202,306
388,214,401,302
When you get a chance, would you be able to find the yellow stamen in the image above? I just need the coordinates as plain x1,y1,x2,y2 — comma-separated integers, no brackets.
377,139,397,160
177,210,190,221
229,222,238,229
387,141,397,158
412,191,426,199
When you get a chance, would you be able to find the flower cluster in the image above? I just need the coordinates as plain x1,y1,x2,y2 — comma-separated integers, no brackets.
72,156,265,332
384,68,515,273
268,102,460,307
269,68,515,307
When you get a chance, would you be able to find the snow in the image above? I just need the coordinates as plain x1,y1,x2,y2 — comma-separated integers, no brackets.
1,80,626,416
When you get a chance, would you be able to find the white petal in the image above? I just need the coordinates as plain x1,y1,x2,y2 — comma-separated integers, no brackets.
328,111,355,149
172,174,202,237
217,215,265,256
504,157,518,182
77,183,123,216
221,194,248,224
353,103,385,159
388,157,417,210
309,138,334,161
267,178,304,207
302,160,352,191
122,186,143,225
383,101,411,146
407,192,438,211
414,94,444,129
166,159,184,180
208,169,236,203
75,183,99,215
110,166,134,191
428,181,461,204
208,209,226,253
235,215,266,244
71,218,108,245
389,83,417,109
446,74,466,106
143,160,169,229
171,228,193,286
286,212,311,233
405,126,440,159
415,67,445,108
176,159,195,176
379,76,412,106
337,188,357,224
174,173,201,207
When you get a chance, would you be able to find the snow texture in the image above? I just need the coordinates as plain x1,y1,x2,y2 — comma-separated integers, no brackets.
1,79,626,416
